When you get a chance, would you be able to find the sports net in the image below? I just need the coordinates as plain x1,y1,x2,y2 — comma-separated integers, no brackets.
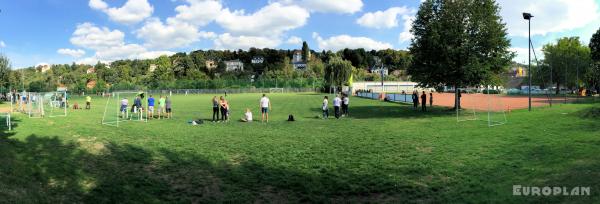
102,92,148,127
269,88,284,93
0,113,11,131
26,92,45,118
43,91,68,117
456,87,507,127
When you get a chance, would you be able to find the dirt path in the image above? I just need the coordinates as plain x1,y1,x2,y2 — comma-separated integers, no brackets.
430,93,573,111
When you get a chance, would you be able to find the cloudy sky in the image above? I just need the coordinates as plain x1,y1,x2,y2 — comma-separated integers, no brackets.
0,0,599,68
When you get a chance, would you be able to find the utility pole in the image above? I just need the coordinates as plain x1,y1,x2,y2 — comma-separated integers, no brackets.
523,13,533,111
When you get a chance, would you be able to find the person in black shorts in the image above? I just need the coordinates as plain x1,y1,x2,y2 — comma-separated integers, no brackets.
165,96,172,119
421,91,427,112
212,96,219,122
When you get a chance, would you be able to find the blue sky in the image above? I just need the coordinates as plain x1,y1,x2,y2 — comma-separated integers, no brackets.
0,0,599,68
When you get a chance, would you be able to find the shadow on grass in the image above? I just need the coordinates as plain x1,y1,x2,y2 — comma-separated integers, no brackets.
0,133,439,203
308,104,455,120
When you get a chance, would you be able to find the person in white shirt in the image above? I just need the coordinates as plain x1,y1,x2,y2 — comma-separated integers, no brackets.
342,94,350,117
241,108,253,122
322,96,329,119
120,98,129,119
333,94,342,119
259,94,271,122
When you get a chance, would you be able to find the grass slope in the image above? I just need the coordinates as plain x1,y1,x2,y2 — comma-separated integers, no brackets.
1,93,599,203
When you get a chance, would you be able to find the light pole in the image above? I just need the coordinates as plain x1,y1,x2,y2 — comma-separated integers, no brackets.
523,12,533,111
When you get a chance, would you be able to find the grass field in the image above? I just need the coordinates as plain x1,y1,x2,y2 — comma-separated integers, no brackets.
1,93,599,203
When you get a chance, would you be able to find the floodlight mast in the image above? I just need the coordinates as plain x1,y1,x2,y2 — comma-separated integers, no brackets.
523,12,533,111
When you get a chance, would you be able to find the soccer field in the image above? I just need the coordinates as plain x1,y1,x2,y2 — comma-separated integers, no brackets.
1,93,599,203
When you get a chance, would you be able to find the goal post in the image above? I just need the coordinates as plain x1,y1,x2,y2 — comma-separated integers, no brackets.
102,92,148,127
456,88,477,122
456,86,507,127
0,112,10,131
269,88,284,93
27,92,45,118
43,91,68,117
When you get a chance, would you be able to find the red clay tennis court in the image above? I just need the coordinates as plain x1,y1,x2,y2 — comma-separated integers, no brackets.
430,93,572,111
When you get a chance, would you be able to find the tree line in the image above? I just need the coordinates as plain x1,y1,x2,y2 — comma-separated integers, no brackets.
0,46,410,93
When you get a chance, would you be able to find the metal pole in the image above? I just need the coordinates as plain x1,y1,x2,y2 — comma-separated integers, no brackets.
528,19,532,111
381,65,384,93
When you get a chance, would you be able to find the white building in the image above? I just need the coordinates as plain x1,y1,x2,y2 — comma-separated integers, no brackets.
370,67,389,76
36,63,51,73
148,64,157,73
292,50,307,70
225,60,244,72
251,56,264,64
205,60,217,70
86,67,95,74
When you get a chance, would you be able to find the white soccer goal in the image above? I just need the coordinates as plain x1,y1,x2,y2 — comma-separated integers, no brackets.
0,112,11,131
43,91,68,117
26,92,45,118
269,88,284,93
102,92,148,127
456,87,507,127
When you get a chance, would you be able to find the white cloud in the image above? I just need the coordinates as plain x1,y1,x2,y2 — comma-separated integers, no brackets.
136,18,201,49
199,31,217,39
69,23,173,64
214,33,282,50
57,49,86,58
286,36,302,44
0,41,5,48
70,22,125,50
510,47,543,63
356,7,412,29
216,2,309,36
136,51,177,60
499,0,600,37
89,0,154,24
134,0,223,49
275,0,363,14
168,0,223,26
398,15,415,43
313,33,393,51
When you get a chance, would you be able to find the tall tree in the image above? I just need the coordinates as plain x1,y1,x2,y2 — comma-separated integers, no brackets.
324,57,354,92
408,0,513,108
302,41,310,62
590,27,600,62
588,28,600,93
542,37,591,94
0,54,11,92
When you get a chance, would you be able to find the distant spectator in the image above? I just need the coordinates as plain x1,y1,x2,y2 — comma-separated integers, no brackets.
85,95,92,109
241,108,253,122
429,92,433,107
333,94,342,119
412,91,419,110
342,94,350,117
421,91,427,112
322,96,329,119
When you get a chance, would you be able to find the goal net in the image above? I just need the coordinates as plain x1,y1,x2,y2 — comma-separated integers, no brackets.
0,113,11,131
269,88,284,93
456,87,507,127
26,92,45,118
43,91,68,117
102,92,148,127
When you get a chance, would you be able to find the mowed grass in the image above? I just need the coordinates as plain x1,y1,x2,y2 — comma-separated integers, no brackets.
1,93,600,203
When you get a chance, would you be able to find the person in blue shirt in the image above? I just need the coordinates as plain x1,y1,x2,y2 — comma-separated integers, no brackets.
147,95,155,119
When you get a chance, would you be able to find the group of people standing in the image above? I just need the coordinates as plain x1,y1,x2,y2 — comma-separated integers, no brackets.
211,94,272,123
411,91,433,112
322,93,350,119
120,94,172,120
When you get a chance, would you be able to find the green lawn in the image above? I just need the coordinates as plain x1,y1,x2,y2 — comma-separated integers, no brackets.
1,93,599,203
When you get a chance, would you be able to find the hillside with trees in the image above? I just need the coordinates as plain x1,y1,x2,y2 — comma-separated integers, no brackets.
2,43,411,93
